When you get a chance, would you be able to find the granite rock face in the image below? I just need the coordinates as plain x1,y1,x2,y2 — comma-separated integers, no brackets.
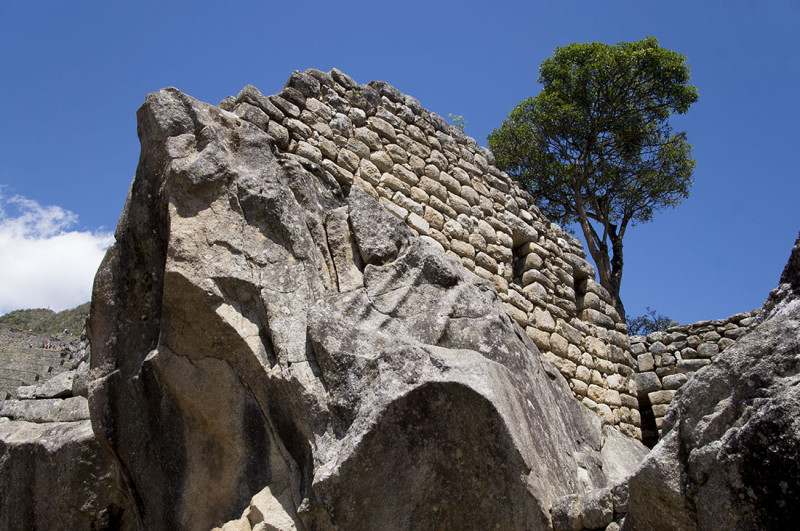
0,419,128,530
88,87,646,530
626,233,800,530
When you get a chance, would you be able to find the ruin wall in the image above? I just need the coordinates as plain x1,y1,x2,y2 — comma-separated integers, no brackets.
630,309,759,443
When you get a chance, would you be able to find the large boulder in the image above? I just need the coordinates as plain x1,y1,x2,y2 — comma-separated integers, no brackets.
0,419,129,530
88,87,646,530
626,233,800,530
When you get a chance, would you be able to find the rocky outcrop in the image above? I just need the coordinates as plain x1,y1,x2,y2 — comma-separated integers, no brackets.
0,419,128,530
626,233,800,529
87,83,647,530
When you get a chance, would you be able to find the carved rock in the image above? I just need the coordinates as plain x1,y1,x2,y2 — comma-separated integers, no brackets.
88,87,647,530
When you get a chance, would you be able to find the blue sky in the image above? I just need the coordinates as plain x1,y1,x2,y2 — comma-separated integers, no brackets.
1,1,798,323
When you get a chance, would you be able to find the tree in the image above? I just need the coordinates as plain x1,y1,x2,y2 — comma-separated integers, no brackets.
488,37,698,320
627,307,679,336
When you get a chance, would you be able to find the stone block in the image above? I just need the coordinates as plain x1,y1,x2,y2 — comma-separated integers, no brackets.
449,239,475,260
380,174,411,195
648,341,666,355
267,121,290,149
406,212,429,236
718,338,735,351
637,353,655,372
392,163,419,186
677,359,711,372
447,192,471,215
588,384,607,404
58,396,90,421
570,379,588,396
580,309,614,329
354,126,381,149
492,275,508,293
548,354,577,378
662,373,688,390
648,389,676,405
550,333,570,357
595,403,614,423
687,334,702,348
384,144,408,164
472,266,494,281
35,371,75,399
369,151,394,173
509,289,533,313
629,342,647,355
392,191,423,217
522,282,547,302
697,342,720,358
526,327,550,350
461,186,480,206
596,359,615,375
475,252,498,274
533,307,556,333
378,197,407,221
635,372,661,396
622,393,640,410
651,404,670,418
16,386,36,400
725,327,750,339
337,148,361,173
566,344,583,364
368,116,397,141
585,336,609,359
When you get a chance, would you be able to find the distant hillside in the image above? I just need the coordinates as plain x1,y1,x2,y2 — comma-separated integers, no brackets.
0,302,90,335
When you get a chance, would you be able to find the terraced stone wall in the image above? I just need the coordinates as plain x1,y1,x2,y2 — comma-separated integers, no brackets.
218,68,641,438
0,331,82,398
630,309,759,444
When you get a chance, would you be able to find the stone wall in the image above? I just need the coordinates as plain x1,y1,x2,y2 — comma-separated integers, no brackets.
217,68,641,438
630,309,759,444
0,331,83,398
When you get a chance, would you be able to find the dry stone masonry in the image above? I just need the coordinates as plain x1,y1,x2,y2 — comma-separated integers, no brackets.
630,309,759,443
219,69,640,438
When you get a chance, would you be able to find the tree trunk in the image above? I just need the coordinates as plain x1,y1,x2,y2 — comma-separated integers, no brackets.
607,229,626,321
570,183,627,322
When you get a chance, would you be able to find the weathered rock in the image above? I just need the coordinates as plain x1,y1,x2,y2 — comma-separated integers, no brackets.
0,419,130,529
88,87,647,530
626,233,800,530
34,369,75,398
580,487,613,529
551,494,583,531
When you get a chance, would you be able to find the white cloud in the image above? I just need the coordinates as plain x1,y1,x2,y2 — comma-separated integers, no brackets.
0,190,114,315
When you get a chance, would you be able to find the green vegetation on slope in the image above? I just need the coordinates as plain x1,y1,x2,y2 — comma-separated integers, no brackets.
0,302,90,335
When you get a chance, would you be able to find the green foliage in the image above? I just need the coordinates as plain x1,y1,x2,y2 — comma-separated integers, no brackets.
448,113,467,131
488,37,698,319
628,307,679,336
0,302,90,335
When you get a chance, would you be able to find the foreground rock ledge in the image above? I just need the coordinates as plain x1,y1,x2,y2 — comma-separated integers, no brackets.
87,86,646,530
626,233,800,530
